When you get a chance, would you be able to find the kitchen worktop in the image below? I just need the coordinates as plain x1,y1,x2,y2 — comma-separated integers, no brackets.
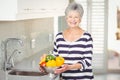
0,48,59,80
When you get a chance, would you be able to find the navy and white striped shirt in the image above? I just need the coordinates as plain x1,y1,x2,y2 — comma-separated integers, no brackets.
53,31,94,80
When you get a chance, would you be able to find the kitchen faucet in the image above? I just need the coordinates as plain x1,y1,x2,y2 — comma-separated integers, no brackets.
1,38,23,71
6,49,21,70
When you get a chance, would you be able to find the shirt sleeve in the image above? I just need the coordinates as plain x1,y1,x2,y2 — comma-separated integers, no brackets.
79,34,93,71
53,34,59,56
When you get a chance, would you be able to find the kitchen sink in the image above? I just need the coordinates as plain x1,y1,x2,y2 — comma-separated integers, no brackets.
8,69,48,76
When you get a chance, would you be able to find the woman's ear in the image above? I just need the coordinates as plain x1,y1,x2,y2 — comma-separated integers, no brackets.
79,18,82,23
65,16,67,20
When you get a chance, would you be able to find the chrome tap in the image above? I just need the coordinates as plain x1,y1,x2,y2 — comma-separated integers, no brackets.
6,49,21,70
1,38,23,71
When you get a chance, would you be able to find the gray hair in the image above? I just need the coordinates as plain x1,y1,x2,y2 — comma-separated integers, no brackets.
65,2,84,18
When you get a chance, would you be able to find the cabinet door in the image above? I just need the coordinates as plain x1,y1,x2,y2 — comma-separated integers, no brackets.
18,0,34,13
37,0,69,10
0,0,69,20
18,0,69,13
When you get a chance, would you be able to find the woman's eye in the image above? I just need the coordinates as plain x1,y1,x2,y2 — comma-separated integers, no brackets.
75,16,79,18
68,16,72,18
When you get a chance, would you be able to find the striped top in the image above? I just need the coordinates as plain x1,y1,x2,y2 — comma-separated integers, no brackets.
53,31,94,80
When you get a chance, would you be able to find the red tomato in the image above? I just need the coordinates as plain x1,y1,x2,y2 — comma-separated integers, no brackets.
40,62,46,67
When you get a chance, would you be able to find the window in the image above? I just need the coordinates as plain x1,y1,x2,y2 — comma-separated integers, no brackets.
75,0,108,73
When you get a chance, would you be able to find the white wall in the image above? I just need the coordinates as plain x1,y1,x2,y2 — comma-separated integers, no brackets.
108,0,120,52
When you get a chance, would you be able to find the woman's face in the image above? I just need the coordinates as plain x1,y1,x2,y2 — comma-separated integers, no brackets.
66,10,81,28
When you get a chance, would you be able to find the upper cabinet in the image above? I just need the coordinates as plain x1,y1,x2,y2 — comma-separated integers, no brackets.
0,0,69,21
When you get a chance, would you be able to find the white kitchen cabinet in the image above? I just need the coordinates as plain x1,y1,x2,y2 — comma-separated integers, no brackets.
0,0,69,21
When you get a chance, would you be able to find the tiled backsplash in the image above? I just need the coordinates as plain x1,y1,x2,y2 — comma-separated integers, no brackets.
0,18,54,70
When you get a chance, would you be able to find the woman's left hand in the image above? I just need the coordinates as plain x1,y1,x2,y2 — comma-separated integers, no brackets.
54,64,69,74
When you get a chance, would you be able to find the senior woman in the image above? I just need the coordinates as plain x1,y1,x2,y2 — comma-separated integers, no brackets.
53,2,94,80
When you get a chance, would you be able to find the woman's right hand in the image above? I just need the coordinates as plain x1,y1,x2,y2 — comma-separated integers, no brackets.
39,54,47,72
39,54,47,66
40,54,47,63
39,66,46,72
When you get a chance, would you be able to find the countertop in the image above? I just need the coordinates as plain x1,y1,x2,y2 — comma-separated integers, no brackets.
0,48,59,80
